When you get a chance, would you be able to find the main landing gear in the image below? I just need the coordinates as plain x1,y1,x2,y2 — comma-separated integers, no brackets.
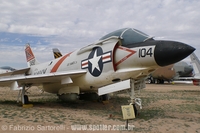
17,85,30,105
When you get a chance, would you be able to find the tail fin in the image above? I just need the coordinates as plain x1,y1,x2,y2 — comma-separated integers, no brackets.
190,52,200,75
52,48,62,59
25,43,40,67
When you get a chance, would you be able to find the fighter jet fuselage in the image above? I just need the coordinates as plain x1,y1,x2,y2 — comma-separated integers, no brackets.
0,28,195,104
24,28,195,94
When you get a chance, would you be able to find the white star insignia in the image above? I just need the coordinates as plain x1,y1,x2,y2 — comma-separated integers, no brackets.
89,49,101,73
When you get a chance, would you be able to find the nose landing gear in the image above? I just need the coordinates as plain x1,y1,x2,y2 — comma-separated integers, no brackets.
127,79,144,117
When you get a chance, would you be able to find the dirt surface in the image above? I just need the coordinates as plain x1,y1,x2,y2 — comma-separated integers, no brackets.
0,83,200,133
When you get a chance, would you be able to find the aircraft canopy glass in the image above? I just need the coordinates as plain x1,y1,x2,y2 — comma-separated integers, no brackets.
100,28,152,46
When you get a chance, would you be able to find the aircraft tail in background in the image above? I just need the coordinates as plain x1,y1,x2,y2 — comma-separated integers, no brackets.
190,52,200,75
25,44,40,67
190,52,200,86
52,48,62,59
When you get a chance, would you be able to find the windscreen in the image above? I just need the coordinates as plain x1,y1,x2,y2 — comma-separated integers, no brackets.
100,28,151,46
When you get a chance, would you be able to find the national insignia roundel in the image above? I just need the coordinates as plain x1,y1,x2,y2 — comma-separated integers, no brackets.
81,47,112,77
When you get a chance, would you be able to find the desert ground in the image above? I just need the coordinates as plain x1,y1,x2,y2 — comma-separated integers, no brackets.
0,83,199,133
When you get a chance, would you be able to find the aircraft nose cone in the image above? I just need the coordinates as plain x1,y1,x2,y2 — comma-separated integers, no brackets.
154,41,195,66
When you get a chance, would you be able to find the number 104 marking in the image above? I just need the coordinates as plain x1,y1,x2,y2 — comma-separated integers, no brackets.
139,48,153,58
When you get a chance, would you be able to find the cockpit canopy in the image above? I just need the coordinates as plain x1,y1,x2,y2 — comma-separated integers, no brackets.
100,28,153,46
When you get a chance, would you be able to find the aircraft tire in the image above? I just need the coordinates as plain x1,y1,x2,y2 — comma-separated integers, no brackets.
102,94,109,101
148,77,155,84
148,79,152,84
158,79,164,84
24,95,29,104
98,94,110,102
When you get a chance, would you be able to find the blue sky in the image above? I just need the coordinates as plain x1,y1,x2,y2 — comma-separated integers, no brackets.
0,0,200,69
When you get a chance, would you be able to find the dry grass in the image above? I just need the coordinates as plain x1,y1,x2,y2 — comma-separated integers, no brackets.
0,84,199,133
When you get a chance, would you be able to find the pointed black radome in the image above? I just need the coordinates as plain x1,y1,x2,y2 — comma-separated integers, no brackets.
154,41,195,66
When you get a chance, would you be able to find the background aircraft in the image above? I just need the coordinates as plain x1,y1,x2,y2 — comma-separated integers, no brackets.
147,61,193,84
0,66,16,74
190,52,200,86
53,48,62,59
0,28,195,114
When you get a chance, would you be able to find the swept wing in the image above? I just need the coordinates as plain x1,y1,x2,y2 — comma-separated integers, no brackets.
0,69,86,88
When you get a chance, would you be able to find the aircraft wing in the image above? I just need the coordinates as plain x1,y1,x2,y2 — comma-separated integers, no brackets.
0,70,87,88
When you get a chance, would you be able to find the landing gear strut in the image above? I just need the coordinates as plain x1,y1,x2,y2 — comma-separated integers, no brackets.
127,79,144,116
17,85,29,104
98,94,110,102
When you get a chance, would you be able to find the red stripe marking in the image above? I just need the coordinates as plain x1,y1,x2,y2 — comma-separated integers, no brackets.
114,46,136,68
51,52,72,73
102,55,110,60
82,62,88,66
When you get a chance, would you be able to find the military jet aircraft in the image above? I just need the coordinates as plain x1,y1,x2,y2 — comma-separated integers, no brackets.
0,66,16,74
147,61,193,84
0,28,195,112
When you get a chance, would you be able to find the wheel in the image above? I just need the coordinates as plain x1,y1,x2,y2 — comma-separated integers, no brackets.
102,94,109,101
98,94,110,102
148,76,155,84
152,78,155,84
24,95,29,104
148,79,152,84
157,79,164,84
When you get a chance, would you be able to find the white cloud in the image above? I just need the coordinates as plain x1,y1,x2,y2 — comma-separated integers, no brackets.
0,0,200,68
7,24,63,36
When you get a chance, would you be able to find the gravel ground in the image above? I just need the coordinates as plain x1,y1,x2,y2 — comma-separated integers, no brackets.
0,83,199,133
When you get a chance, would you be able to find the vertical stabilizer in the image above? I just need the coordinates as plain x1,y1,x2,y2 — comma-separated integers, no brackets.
25,44,40,67
190,52,200,75
52,48,62,59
